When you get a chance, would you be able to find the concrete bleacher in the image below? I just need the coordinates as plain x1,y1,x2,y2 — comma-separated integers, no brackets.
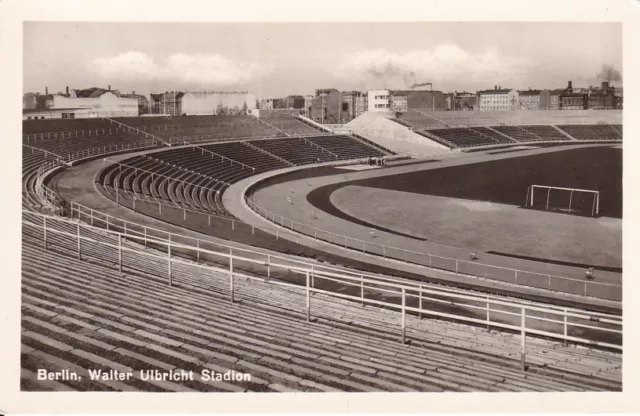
22,149,59,210
98,142,288,215
256,117,322,136
20,213,622,392
97,134,389,215
306,135,387,160
427,128,512,148
409,109,622,127
557,124,622,141
249,137,338,165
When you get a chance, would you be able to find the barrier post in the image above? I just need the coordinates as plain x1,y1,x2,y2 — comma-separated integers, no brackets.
563,309,568,347
106,215,109,231
455,260,459,275
419,285,423,319
77,223,81,260
306,271,311,322
229,249,234,303
401,288,406,344
311,265,315,288
267,255,271,281
144,228,147,248
168,242,173,286
118,234,122,273
90,209,94,226
196,239,200,263
521,308,527,372
360,276,364,306
42,216,48,250
486,297,491,332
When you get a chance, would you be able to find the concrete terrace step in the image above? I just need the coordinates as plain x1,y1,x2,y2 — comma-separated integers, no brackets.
20,236,621,392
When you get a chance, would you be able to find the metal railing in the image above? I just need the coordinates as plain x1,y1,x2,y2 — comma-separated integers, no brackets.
65,139,158,163
244,194,622,302
68,201,619,318
103,117,170,147
23,209,622,372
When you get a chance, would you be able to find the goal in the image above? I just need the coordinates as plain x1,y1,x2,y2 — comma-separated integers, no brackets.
525,185,600,217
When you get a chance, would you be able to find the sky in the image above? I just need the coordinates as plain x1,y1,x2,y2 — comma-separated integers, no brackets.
23,22,622,98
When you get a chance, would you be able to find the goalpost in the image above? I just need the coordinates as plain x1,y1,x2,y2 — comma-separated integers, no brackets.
525,185,600,217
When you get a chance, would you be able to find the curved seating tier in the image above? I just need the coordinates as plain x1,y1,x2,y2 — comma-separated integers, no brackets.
22,150,58,210
98,143,287,215
98,135,387,215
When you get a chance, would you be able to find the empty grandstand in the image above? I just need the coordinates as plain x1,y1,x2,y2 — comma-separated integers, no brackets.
20,109,623,395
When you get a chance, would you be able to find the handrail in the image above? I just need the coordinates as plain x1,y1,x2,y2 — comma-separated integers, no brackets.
22,210,623,361
103,117,170,147
68,199,617,318
22,144,67,161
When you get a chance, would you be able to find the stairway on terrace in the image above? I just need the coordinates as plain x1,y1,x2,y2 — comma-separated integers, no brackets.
20,213,622,392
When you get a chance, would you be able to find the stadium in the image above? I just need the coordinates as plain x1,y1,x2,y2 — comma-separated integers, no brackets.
21,104,623,393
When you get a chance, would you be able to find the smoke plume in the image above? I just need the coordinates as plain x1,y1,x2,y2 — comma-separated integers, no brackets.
596,64,622,83
332,44,532,90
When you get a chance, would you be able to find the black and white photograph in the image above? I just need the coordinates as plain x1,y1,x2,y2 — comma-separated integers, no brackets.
1,0,639,413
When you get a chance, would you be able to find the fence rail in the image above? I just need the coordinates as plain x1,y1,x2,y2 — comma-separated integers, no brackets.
68,201,620,320
22,209,622,372
244,194,622,302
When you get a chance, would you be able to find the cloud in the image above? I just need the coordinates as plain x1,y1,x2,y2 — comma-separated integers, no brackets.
332,44,533,89
90,51,267,87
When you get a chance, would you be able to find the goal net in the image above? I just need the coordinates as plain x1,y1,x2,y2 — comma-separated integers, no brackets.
525,185,600,217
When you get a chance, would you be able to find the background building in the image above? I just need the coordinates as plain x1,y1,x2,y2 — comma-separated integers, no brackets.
477,87,519,111
121,91,149,115
518,89,543,110
284,95,305,109
181,91,256,115
367,89,391,113
151,91,256,116
354,93,368,118
310,88,342,123
391,91,408,113
445,91,477,111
